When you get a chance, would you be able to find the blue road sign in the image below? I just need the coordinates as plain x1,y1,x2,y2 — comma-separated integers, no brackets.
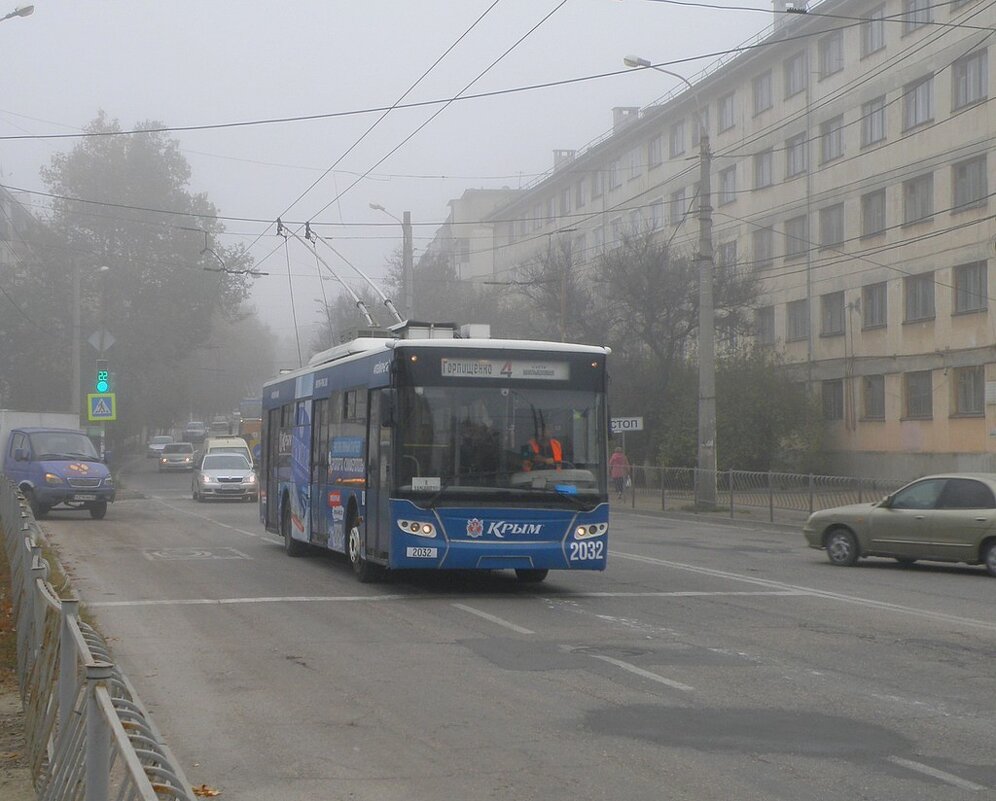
87,393,117,422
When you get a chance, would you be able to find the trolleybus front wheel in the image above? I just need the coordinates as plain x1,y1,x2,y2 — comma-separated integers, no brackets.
347,514,378,583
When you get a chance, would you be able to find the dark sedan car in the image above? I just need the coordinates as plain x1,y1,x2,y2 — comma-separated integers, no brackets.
192,453,257,502
803,473,996,576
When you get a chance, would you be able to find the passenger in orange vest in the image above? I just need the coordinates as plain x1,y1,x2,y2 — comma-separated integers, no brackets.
522,425,563,471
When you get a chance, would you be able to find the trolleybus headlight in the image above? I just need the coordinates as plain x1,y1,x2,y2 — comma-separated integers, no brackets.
574,523,607,539
398,519,436,538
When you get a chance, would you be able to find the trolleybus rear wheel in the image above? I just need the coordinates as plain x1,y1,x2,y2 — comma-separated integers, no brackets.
282,496,307,557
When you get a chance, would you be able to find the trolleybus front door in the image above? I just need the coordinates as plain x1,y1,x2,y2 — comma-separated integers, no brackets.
365,390,393,561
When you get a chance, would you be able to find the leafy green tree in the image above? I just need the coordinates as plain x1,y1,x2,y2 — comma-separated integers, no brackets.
715,349,823,471
37,112,256,435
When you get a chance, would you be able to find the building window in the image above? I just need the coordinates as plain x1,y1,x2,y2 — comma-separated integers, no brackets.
905,370,933,419
784,52,808,98
861,189,886,237
669,121,685,158
784,215,808,259
903,0,932,34
863,375,885,419
953,261,987,313
753,71,772,115
559,187,571,216
752,227,774,269
954,366,985,415
821,291,845,336
756,305,775,345
669,188,688,227
903,76,934,130
786,132,807,177
904,272,935,322
648,135,663,168
819,31,844,78
609,159,622,190
650,197,665,230
953,49,988,109
903,173,933,225
593,225,605,250
691,108,710,147
822,379,844,420
819,203,845,247
718,92,735,132
862,282,887,329
575,179,588,209
610,217,623,247
627,209,641,234
627,149,641,181
591,170,603,199
717,240,738,272
952,155,987,211
786,299,809,341
861,96,886,146
862,5,886,57
718,165,736,205
820,115,844,163
753,149,773,189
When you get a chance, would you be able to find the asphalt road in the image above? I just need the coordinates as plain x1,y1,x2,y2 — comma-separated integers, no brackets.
34,456,996,800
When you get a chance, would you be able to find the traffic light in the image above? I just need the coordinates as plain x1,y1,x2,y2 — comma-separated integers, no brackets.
95,359,110,393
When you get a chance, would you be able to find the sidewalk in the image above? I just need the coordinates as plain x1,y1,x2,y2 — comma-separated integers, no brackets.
612,486,812,529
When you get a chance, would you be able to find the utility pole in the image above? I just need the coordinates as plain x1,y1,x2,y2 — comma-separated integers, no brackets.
71,260,80,415
402,211,414,319
695,132,718,509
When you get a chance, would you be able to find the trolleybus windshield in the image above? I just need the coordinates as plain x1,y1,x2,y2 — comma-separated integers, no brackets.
395,384,606,506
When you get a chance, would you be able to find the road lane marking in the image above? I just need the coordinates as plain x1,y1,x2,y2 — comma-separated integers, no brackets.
89,594,409,608
148,496,265,539
587,653,694,692
887,757,986,791
613,550,996,633
86,590,808,609
451,603,535,634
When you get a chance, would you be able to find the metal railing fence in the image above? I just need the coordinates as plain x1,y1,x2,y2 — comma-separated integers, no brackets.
623,466,908,522
1,477,195,801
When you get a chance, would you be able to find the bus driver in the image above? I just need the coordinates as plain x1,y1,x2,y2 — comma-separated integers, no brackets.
521,424,563,471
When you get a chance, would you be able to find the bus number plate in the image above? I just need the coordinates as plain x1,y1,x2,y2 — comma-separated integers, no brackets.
569,540,604,561
406,547,438,559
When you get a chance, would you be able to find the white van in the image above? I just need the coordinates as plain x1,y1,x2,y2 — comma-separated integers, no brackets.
200,436,253,468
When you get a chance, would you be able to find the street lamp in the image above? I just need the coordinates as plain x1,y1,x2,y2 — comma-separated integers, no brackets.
0,4,33,21
370,202,414,319
624,55,717,508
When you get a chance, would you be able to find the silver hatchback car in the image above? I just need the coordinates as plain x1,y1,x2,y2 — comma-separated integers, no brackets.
803,473,996,576
192,453,258,502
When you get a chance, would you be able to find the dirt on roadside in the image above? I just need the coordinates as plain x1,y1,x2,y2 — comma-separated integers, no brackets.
0,675,34,800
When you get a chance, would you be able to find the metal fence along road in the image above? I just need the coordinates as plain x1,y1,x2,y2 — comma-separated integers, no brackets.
1,478,195,801
619,466,908,524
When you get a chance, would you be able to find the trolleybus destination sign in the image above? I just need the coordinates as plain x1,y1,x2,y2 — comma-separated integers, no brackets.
440,358,569,380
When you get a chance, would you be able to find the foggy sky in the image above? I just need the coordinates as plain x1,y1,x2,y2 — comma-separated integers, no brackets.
1,0,773,351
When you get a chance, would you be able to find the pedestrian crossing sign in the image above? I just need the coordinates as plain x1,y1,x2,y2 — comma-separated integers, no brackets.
87,393,117,422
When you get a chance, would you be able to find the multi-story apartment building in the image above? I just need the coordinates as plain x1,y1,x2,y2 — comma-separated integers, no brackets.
457,0,996,476
419,188,521,280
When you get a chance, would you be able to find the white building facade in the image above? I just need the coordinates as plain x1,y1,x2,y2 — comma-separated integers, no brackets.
467,0,996,476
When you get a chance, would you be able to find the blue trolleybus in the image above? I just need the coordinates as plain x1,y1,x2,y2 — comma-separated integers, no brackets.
260,323,610,582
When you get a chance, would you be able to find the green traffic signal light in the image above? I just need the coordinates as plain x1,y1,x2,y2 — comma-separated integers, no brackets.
95,360,109,393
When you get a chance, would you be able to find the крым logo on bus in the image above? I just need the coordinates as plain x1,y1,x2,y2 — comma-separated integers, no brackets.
465,519,544,538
